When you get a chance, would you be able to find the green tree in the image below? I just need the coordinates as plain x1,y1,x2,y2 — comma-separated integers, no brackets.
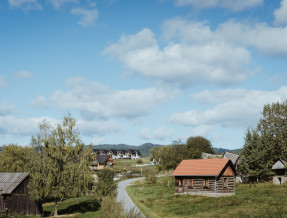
185,136,215,159
29,114,94,216
240,101,287,182
95,169,117,197
0,144,35,172
150,136,215,171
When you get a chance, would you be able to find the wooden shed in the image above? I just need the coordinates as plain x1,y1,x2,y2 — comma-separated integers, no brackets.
0,172,42,216
272,159,287,184
172,159,236,197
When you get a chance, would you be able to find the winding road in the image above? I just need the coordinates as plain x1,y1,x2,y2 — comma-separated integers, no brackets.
116,177,146,218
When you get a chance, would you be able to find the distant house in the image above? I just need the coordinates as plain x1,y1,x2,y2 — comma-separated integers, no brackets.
107,149,118,159
272,159,287,185
92,149,142,160
172,159,236,197
90,154,114,170
222,151,242,183
0,172,42,216
129,150,142,159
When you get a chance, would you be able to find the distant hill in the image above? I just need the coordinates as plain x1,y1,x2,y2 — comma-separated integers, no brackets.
213,147,241,155
90,143,241,156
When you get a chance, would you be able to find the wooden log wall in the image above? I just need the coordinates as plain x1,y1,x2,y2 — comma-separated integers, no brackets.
175,176,235,194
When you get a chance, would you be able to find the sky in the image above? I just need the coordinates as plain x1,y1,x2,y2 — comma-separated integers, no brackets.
1,0,287,149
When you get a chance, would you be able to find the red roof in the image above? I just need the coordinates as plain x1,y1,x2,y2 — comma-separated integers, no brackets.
172,159,232,176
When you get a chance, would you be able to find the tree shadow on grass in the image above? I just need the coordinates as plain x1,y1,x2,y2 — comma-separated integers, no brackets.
42,198,101,217
59,199,101,215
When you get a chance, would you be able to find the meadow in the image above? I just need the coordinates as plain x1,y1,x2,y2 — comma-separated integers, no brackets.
126,176,287,218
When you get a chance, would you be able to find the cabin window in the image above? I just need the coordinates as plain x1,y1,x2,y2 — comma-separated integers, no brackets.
188,179,193,188
223,178,228,188
203,179,209,188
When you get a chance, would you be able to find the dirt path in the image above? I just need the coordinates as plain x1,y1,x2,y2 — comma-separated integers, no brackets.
116,177,146,218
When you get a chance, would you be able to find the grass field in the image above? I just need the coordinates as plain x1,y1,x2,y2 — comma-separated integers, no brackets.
27,196,102,218
126,176,287,218
113,158,153,174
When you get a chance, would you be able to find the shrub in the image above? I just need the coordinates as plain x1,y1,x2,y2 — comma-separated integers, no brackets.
136,159,143,164
95,169,117,196
144,169,157,184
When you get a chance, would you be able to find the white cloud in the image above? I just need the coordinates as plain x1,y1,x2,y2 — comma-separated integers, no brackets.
51,77,178,119
12,70,34,79
174,0,263,11
171,86,287,128
0,116,57,136
0,78,6,88
49,0,78,10
30,96,49,109
71,7,98,26
0,115,121,140
103,27,251,86
77,119,122,136
216,21,287,56
139,127,174,141
274,0,287,26
8,0,42,11
0,102,14,116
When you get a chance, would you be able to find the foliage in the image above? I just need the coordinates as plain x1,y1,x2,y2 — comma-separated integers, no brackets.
29,114,94,216
127,177,287,218
185,136,214,158
240,101,287,181
136,159,143,164
144,168,157,184
150,136,215,170
95,169,117,197
0,144,35,172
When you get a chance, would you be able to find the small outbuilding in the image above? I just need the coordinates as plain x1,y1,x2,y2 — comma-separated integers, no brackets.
172,159,236,197
272,159,287,185
0,172,42,216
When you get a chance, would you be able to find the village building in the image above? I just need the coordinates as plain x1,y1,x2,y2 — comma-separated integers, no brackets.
93,148,142,160
0,172,42,216
90,154,114,171
222,151,242,183
272,159,287,185
172,159,236,197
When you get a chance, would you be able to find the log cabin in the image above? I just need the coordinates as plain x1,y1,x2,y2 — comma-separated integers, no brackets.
0,172,42,216
172,159,236,197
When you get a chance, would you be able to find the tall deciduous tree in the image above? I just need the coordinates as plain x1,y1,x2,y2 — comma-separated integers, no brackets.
29,114,94,216
240,101,287,182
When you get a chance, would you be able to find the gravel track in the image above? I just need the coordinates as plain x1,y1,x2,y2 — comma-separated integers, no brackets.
116,177,146,218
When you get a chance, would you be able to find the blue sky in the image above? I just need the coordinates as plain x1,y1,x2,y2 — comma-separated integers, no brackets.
1,0,287,149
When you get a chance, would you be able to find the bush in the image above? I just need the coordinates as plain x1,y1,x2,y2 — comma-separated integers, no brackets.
95,169,117,196
136,159,143,164
144,169,157,184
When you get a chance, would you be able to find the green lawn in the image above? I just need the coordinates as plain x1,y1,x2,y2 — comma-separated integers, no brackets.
113,158,153,174
126,176,287,218
27,196,102,218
